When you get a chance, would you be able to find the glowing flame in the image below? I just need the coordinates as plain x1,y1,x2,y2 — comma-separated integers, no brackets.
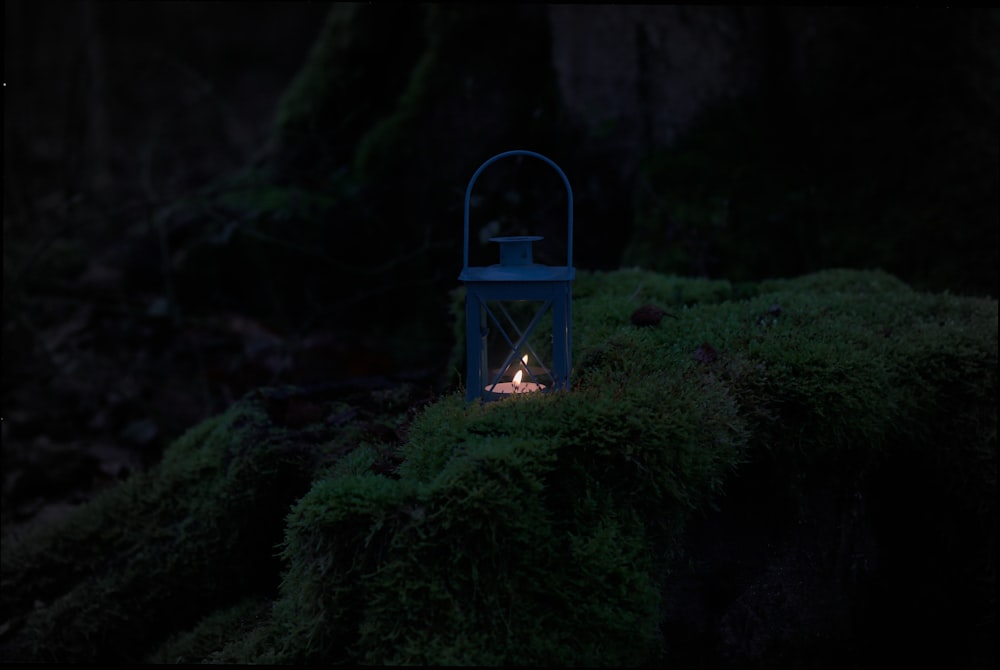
513,370,523,387
521,354,528,365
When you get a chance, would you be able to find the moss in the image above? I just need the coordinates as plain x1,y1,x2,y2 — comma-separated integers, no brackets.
273,3,426,171
146,596,272,664
278,429,670,665
353,4,557,183
0,390,371,662
263,268,994,664
3,268,995,665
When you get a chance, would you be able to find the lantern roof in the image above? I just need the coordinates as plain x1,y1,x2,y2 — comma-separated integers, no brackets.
459,264,575,282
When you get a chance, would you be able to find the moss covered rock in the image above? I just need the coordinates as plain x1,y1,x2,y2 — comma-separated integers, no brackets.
2,268,995,665
0,383,417,663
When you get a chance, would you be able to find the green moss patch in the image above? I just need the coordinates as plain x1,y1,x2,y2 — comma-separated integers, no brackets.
2,268,995,664
0,385,410,662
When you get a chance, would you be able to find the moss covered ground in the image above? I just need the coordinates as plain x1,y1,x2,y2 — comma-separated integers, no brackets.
1,268,995,665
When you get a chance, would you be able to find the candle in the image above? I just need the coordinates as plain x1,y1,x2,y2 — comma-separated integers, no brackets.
485,369,546,396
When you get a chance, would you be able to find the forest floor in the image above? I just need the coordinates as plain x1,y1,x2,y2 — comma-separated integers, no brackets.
1,2,447,539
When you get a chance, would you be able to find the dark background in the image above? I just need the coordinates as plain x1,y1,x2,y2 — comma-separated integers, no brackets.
3,3,997,530
4,1,335,531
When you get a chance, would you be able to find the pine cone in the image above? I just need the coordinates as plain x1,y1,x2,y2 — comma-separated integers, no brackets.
630,304,676,327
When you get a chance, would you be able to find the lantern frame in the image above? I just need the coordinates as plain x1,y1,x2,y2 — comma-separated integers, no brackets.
458,150,574,402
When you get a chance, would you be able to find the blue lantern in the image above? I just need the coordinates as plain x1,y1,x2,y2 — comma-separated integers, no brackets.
459,150,575,402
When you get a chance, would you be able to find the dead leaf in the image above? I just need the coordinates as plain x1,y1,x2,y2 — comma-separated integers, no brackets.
694,342,718,363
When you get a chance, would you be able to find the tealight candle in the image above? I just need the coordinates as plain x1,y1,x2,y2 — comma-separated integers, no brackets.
485,369,545,396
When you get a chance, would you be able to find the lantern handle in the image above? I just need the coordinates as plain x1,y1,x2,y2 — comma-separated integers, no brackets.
463,150,573,271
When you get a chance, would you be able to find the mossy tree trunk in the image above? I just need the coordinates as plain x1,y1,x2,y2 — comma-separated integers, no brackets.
170,5,634,373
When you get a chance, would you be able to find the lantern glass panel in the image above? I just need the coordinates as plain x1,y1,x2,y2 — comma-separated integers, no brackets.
483,298,555,391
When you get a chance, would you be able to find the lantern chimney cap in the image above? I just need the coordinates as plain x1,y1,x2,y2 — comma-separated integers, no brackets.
490,236,542,267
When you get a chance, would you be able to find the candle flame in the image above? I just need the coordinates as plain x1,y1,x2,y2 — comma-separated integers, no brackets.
513,370,523,387
521,354,528,365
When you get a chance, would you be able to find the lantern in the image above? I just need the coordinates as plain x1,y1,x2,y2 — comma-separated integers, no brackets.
459,150,575,402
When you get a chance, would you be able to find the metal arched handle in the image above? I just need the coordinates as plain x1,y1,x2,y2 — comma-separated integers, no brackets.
463,150,573,271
